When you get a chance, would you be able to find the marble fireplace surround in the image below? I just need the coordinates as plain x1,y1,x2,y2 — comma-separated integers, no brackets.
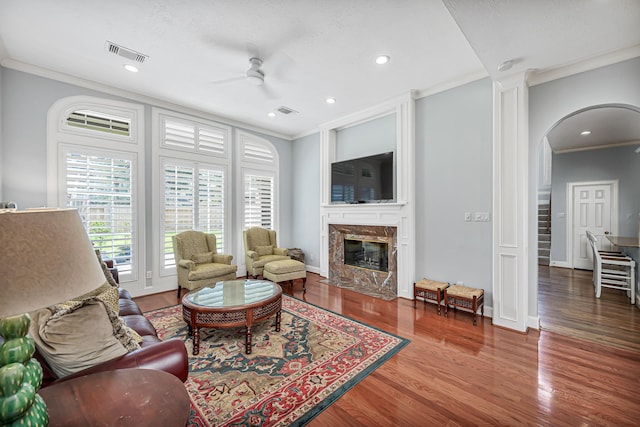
327,224,398,300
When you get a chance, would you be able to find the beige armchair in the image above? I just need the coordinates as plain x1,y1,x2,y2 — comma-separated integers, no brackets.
172,230,237,298
243,227,290,278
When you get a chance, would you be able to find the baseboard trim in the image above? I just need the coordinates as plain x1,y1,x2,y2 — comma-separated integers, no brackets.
527,315,540,330
549,260,571,268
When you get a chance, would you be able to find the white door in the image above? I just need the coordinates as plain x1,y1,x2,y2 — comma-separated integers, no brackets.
571,181,618,270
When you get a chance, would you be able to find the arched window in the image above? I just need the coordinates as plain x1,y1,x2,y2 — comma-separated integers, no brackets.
47,96,145,287
236,130,279,231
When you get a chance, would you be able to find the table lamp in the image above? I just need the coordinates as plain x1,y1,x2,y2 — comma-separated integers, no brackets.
0,208,107,426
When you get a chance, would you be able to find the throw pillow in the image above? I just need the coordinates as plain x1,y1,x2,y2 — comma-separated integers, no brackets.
30,299,132,378
191,252,214,264
95,249,118,287
255,245,274,256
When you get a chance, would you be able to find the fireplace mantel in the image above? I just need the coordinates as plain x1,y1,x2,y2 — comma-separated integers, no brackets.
318,94,416,300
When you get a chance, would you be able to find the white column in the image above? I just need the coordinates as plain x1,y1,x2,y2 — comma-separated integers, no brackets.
492,74,529,332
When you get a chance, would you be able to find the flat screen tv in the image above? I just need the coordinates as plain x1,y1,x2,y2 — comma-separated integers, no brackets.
331,152,394,203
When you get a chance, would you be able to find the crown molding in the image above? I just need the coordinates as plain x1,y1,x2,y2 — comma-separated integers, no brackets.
413,68,489,99
528,44,640,87
0,58,293,141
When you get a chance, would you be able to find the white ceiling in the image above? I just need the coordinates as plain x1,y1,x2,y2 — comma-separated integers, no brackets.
0,0,639,140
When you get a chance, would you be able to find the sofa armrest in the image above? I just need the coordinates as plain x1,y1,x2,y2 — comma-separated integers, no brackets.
246,250,258,261
178,259,196,270
49,338,189,386
212,253,233,264
274,247,288,256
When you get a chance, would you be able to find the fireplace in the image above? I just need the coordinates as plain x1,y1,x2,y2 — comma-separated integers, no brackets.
344,237,388,272
326,224,397,300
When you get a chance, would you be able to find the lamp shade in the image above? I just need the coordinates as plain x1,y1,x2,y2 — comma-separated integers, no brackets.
0,208,106,318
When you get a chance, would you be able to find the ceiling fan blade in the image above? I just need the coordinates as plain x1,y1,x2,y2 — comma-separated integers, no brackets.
258,84,278,100
212,75,245,85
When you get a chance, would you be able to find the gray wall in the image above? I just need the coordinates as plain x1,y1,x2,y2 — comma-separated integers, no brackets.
291,78,494,298
550,145,640,261
291,132,321,268
415,78,493,295
529,56,640,315
0,67,293,277
335,113,396,160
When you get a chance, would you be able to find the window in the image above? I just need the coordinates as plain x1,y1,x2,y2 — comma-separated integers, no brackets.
244,172,274,228
237,130,279,231
64,150,134,274
162,161,225,269
153,108,231,276
48,96,145,287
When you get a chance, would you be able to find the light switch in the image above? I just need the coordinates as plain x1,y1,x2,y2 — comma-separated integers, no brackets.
464,212,472,222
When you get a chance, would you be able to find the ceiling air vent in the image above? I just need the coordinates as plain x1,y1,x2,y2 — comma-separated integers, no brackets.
277,106,299,115
105,41,148,63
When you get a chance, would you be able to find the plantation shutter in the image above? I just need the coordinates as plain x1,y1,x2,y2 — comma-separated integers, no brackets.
163,164,195,269
244,173,274,229
162,117,227,156
162,162,225,270
65,151,134,276
66,110,131,137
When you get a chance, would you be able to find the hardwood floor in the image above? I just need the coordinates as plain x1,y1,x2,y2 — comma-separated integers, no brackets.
134,271,640,426
539,265,640,352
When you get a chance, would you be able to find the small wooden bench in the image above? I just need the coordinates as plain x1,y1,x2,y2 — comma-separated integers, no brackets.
444,285,484,325
413,278,449,315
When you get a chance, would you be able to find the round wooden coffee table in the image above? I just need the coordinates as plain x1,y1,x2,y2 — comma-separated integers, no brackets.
182,279,282,355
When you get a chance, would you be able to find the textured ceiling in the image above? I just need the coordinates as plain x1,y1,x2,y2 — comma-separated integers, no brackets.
0,0,639,140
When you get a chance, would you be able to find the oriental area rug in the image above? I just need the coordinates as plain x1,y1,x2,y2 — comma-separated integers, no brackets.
145,295,409,427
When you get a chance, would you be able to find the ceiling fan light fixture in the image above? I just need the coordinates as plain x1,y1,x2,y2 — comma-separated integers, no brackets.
498,59,514,72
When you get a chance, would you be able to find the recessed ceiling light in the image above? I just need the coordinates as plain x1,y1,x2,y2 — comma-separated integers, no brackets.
580,130,591,136
375,55,390,65
326,98,336,104
267,112,276,117
123,64,139,73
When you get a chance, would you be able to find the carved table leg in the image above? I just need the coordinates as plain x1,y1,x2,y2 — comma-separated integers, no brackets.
245,326,252,354
275,310,281,332
192,327,200,355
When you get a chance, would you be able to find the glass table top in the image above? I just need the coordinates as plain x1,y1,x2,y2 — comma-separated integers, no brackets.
186,279,279,308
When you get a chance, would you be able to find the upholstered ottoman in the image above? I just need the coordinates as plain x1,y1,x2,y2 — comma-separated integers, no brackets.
263,259,307,292
413,278,449,315
444,285,484,325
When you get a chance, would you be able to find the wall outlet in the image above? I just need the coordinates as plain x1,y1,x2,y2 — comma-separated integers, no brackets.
309,253,314,261
474,212,490,222
146,271,152,279
456,281,464,286
464,212,472,222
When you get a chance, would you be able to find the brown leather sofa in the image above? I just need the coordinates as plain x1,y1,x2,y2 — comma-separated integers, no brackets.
37,286,189,388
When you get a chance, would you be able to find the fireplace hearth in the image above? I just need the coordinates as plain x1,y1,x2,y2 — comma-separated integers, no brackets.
326,224,397,300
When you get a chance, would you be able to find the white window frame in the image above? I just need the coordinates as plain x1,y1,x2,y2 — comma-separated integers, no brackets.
235,130,279,274
152,108,232,286
47,96,146,294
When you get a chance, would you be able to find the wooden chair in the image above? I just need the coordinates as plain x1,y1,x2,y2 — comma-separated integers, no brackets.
586,232,635,302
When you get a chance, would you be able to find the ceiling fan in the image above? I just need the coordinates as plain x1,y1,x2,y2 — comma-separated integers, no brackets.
211,43,283,99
